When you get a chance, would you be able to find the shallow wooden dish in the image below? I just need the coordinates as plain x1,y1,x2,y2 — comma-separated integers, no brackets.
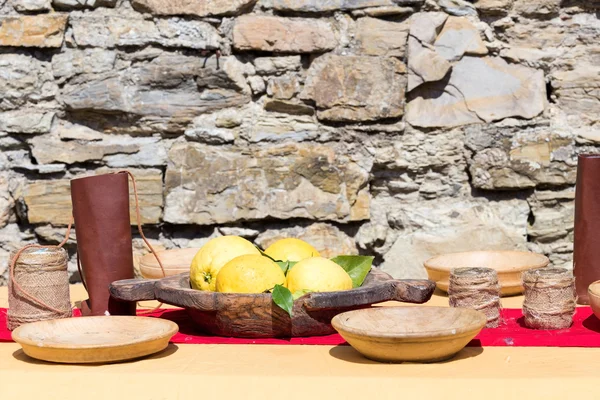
424,250,549,296
12,316,178,364
139,248,199,279
110,269,435,338
332,306,486,363
588,281,600,319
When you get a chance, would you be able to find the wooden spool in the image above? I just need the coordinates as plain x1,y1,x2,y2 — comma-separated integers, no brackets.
110,268,435,338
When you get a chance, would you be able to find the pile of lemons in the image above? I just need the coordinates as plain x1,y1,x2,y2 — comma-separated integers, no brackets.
189,236,352,294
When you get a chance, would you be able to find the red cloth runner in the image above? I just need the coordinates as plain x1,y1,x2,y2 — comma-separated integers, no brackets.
2,307,600,347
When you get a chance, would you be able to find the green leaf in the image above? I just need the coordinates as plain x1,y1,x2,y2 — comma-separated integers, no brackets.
286,261,297,271
274,260,297,275
330,255,374,288
272,284,294,317
292,289,313,300
276,261,290,275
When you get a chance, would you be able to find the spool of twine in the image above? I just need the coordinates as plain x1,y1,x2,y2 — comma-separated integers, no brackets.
522,268,575,330
449,267,501,328
7,247,72,330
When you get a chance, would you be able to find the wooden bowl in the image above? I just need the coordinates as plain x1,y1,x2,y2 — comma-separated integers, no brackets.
139,248,200,279
12,316,178,364
424,250,549,296
588,281,600,319
110,268,436,338
332,306,486,363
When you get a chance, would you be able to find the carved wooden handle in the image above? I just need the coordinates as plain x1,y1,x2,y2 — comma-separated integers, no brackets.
393,279,436,304
110,278,158,302
303,279,435,311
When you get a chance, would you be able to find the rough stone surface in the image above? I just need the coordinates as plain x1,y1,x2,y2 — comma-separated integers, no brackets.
253,56,302,75
164,141,371,225
70,12,222,50
407,12,450,91
61,54,251,123
513,0,559,17
527,188,574,244
0,172,13,229
354,17,410,57
13,0,52,12
255,223,358,259
0,110,55,134
233,16,337,53
407,56,546,127
263,99,315,116
467,124,577,190
52,0,117,9
434,16,488,61
22,168,164,225
272,0,415,12
184,109,239,144
132,0,256,17
0,54,58,111
351,6,416,17
0,15,68,48
552,67,600,125
266,75,299,100
381,197,529,278
239,103,327,142
438,0,477,16
302,54,406,122
474,0,512,15
52,49,116,79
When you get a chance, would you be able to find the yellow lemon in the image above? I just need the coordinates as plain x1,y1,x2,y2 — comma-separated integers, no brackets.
264,238,320,262
190,236,260,291
286,257,352,293
216,254,286,293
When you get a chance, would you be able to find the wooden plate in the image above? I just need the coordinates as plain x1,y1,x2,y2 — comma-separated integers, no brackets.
332,306,486,363
139,248,199,279
12,316,178,364
424,250,549,296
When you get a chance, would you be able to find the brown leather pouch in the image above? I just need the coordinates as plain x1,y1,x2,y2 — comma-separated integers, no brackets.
573,154,600,305
71,172,136,316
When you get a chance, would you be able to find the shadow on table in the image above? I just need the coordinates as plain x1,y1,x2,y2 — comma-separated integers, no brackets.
328,345,483,365
582,314,600,333
12,343,179,366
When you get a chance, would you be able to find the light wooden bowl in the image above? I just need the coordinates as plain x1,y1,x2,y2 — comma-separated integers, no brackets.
332,306,486,363
139,248,200,279
424,250,549,296
12,316,178,364
588,281,600,320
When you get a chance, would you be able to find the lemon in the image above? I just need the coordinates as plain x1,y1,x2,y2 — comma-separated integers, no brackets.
286,257,352,293
216,254,286,293
264,238,320,262
190,236,260,291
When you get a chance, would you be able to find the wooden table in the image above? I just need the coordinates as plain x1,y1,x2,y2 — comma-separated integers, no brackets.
1,285,598,400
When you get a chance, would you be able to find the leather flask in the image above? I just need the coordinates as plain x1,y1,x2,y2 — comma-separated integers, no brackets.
71,172,136,316
573,154,600,305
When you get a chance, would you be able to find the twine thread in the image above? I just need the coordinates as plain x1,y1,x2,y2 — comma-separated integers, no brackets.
522,268,575,330
7,246,72,330
449,267,501,328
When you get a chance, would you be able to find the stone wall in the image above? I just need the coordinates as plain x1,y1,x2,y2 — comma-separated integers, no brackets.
1,0,599,284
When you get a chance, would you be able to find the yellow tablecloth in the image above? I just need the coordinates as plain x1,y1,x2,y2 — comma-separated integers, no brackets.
1,285,598,400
